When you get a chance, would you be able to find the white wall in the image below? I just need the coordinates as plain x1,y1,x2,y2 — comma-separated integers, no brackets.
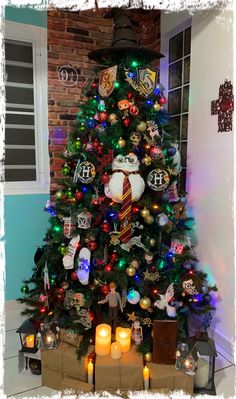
160,9,234,355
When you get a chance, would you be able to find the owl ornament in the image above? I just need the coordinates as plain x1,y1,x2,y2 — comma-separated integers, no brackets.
105,153,145,243
105,153,145,203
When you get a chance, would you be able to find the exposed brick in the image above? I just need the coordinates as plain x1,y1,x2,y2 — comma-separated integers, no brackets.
59,114,77,120
73,35,94,43
67,27,89,36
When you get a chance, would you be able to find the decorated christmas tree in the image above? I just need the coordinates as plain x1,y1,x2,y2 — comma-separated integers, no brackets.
18,10,217,360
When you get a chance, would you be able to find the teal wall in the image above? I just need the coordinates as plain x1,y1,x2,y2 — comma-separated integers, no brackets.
5,5,47,28
5,195,49,300
5,6,49,300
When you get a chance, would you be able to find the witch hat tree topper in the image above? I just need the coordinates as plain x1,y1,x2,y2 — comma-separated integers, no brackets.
88,9,164,64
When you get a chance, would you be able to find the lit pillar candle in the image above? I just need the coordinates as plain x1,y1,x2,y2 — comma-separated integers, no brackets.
194,358,210,388
143,365,150,390
95,324,111,356
111,341,122,360
115,327,131,353
87,359,94,385
25,335,35,348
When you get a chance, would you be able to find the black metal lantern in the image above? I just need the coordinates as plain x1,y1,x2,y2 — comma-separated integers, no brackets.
193,337,217,395
16,320,38,354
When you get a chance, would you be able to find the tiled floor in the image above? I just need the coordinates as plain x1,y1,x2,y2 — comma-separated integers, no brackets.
4,302,236,398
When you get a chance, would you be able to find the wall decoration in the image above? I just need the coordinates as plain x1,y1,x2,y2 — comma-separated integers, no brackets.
57,65,79,87
211,79,234,132
99,65,118,97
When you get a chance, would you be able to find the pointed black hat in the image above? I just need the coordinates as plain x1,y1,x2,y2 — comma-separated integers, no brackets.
88,10,164,64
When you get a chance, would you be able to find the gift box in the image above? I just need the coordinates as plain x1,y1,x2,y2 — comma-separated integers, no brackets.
152,320,177,364
120,346,143,390
42,367,63,391
95,346,143,391
63,344,92,381
41,342,69,372
62,376,94,393
149,362,194,394
59,328,83,348
95,355,120,391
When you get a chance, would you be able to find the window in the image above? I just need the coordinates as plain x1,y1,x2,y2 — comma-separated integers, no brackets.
4,21,49,194
167,26,191,192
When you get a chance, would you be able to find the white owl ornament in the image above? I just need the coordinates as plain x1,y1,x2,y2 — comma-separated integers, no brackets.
105,153,145,203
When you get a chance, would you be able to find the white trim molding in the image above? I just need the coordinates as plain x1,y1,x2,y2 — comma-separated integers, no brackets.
4,21,50,195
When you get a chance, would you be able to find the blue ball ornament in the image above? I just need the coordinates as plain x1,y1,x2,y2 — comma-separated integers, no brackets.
167,146,177,156
86,118,96,129
165,251,174,263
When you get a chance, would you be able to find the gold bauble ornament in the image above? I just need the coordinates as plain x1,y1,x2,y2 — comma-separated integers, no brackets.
139,296,151,309
153,102,161,112
94,279,100,286
126,266,136,277
141,207,150,218
144,215,154,224
142,155,152,166
144,352,152,362
149,238,156,247
117,137,126,148
137,121,147,132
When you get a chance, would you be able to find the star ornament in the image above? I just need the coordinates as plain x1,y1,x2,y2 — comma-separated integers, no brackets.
143,269,160,281
127,312,137,322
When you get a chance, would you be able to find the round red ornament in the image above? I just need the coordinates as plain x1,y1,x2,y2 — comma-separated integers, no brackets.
129,105,139,116
110,252,118,263
100,284,110,295
105,264,112,272
101,220,110,233
127,92,133,100
98,112,108,122
70,271,78,281
123,117,131,127
75,191,83,201
39,306,46,314
101,173,110,184
132,206,140,214
96,258,104,266
92,139,100,150
159,97,167,105
88,240,98,251
220,98,233,112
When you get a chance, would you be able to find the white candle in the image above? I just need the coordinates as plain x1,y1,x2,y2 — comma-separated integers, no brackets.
194,358,210,388
87,359,93,385
143,365,150,390
111,341,122,360
95,324,111,356
115,327,131,353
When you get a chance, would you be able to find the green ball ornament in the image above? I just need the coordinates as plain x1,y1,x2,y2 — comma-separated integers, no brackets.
21,284,29,294
74,139,81,150
58,244,67,255
66,188,73,199
137,121,147,132
55,190,63,200
62,164,70,176
78,124,86,132
50,278,56,286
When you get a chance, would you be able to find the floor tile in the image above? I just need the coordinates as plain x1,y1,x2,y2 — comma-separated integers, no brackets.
8,386,58,398
215,351,233,372
5,303,25,332
215,365,236,398
5,329,21,359
4,357,42,397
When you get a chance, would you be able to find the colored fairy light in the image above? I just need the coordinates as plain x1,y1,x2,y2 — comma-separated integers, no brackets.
131,60,138,68
81,185,89,193
53,225,61,232
114,81,120,88
146,100,154,106
135,275,140,282
154,87,161,95
128,72,134,78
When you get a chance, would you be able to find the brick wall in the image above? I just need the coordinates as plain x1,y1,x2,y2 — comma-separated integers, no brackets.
48,9,161,195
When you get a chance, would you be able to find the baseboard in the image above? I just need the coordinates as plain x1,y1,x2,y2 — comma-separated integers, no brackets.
208,328,235,364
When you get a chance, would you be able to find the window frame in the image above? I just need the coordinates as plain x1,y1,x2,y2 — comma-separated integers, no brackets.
4,21,49,195
160,17,192,192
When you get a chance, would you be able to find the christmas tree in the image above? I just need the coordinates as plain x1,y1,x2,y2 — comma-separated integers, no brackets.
18,10,217,358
